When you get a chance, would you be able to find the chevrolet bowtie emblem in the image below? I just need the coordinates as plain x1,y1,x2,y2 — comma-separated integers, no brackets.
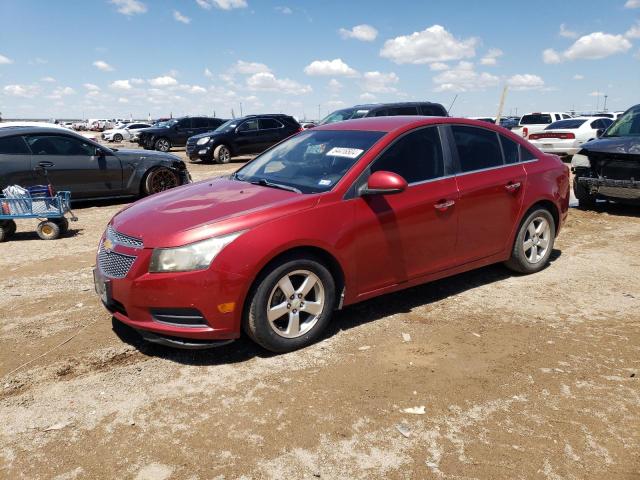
103,238,114,252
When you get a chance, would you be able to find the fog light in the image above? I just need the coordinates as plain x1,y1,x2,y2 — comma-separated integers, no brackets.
198,149,207,155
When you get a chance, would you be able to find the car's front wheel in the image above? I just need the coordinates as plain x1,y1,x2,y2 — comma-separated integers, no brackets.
213,144,231,164
154,137,171,152
244,256,336,352
143,167,179,195
505,208,556,274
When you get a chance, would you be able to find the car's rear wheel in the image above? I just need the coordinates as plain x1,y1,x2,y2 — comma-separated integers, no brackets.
113,133,123,142
244,257,335,353
213,144,231,164
154,137,171,152
143,167,179,195
573,178,597,209
505,208,556,274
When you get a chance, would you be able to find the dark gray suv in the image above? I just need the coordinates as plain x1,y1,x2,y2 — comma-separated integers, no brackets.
0,126,190,199
319,102,448,126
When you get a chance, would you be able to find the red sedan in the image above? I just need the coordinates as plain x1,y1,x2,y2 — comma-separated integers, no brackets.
95,116,569,352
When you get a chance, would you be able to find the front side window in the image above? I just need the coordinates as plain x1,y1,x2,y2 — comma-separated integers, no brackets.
373,109,390,117
234,130,384,194
0,136,30,155
26,135,94,156
451,126,503,172
192,118,209,128
604,106,640,137
238,119,259,132
177,118,192,129
420,105,447,116
388,106,419,116
370,127,444,183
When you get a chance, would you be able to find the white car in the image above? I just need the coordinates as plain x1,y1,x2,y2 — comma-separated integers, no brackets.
512,112,573,139
102,122,151,142
0,121,69,130
527,117,613,157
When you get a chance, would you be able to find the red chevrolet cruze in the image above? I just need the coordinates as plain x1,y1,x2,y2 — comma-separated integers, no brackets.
95,117,569,352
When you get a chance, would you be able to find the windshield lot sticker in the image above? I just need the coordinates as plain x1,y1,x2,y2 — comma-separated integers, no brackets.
318,179,332,186
306,143,327,154
327,147,364,159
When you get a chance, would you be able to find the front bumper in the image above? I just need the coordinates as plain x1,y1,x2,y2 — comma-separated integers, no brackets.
576,176,640,200
95,241,248,344
186,141,211,161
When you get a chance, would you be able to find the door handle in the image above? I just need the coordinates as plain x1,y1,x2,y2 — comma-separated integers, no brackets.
434,199,455,211
505,181,521,193
38,161,55,168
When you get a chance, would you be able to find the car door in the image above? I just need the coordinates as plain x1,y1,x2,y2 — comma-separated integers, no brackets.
235,119,260,154
350,126,459,295
0,135,34,189
447,125,526,264
192,117,210,136
258,118,285,152
173,118,193,146
25,133,122,198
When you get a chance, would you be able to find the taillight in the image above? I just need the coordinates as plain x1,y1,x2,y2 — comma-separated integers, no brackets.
529,132,575,140
523,127,528,138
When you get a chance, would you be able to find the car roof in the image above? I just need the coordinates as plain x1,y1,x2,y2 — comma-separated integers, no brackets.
351,101,444,109
313,115,485,133
0,125,91,138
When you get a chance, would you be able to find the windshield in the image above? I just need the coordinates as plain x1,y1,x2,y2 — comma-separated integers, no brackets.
546,119,586,130
233,130,385,194
604,106,640,137
319,108,370,125
156,119,177,128
214,119,239,132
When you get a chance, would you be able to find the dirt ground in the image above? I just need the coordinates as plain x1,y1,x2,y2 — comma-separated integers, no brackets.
0,142,639,480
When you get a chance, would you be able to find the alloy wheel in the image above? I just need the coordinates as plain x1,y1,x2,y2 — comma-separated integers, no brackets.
523,216,551,263
149,169,178,194
267,270,325,338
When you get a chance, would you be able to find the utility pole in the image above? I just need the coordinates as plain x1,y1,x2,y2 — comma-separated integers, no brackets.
603,95,608,112
495,86,508,125
239,102,243,117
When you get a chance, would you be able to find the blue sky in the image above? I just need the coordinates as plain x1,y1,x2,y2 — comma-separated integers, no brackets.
0,0,638,120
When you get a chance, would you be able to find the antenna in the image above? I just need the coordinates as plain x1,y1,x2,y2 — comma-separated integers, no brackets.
447,95,458,115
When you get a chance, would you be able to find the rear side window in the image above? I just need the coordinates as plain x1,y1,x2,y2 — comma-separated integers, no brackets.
192,118,209,128
371,127,444,183
373,108,390,117
499,135,519,164
0,136,30,154
420,105,447,116
451,126,503,172
259,118,283,130
208,118,223,128
521,114,552,125
177,118,192,129
520,146,537,161
388,106,419,115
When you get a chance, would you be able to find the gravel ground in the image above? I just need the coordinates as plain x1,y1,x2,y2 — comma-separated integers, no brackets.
0,142,639,479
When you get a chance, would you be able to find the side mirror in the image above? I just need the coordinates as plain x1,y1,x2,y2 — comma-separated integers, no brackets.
361,171,408,196
596,129,604,138
95,147,105,158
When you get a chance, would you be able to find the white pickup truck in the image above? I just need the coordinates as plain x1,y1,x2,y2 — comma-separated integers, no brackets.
512,112,573,139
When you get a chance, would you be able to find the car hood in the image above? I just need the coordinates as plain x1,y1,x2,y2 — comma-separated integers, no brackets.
110,177,319,248
190,130,227,140
138,126,168,134
113,149,182,163
580,136,640,156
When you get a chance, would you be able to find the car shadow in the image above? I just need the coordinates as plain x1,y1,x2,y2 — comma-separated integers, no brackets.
115,249,562,366
5,227,82,242
577,202,640,219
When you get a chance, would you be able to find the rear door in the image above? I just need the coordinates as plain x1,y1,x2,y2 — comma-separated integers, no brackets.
0,135,34,188
235,118,260,154
448,125,526,264
258,118,286,152
25,133,122,198
192,117,211,136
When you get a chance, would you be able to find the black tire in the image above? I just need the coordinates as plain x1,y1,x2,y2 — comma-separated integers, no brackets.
37,221,61,240
51,217,69,235
143,167,180,196
0,220,16,242
573,178,597,210
505,208,556,274
213,144,231,164
113,133,123,142
154,137,171,152
243,256,336,353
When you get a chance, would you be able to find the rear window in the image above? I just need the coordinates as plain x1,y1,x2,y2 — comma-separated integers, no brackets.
0,136,30,155
545,119,586,130
521,114,552,125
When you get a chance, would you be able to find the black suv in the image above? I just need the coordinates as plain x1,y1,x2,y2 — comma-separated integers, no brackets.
571,104,640,208
186,114,301,163
318,102,448,126
137,116,226,152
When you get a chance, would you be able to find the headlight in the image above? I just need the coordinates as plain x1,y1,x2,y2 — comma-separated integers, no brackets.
149,231,244,273
196,136,210,146
571,153,590,168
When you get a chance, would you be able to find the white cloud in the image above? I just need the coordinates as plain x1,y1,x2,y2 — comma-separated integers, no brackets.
54,86,75,95
233,60,271,74
3,84,40,98
544,32,632,63
93,60,114,71
130,78,145,85
573,74,584,80
507,74,545,91
110,79,132,90
625,21,640,39
380,25,477,64
189,85,207,94
625,0,640,7
246,72,311,95
559,23,578,39
433,61,499,92
588,91,602,97
339,24,378,42
360,71,399,93
196,0,247,10
40,76,56,83
327,78,343,92
83,83,100,91
360,93,376,101
118,97,129,104
0,54,13,65
148,75,178,87
304,58,358,77
110,0,147,16
276,6,293,14
479,48,503,66
173,10,191,24
204,68,214,78
429,62,449,71
326,100,345,109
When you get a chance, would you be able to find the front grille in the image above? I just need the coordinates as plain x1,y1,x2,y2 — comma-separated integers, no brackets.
186,139,197,154
107,225,143,248
98,247,137,279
